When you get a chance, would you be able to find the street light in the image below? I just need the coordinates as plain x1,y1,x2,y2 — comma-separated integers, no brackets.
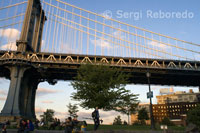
146,72,155,130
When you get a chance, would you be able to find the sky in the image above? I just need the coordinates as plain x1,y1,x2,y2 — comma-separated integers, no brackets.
0,0,200,124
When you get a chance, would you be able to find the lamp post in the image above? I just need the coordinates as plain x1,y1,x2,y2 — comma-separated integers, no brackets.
146,72,155,130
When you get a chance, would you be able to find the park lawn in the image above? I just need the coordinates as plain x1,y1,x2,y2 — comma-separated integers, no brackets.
85,124,185,131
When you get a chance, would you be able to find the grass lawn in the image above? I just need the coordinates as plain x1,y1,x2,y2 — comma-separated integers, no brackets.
6,124,185,131
85,124,185,131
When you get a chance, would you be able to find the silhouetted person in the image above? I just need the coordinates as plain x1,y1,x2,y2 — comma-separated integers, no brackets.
92,107,100,130
35,119,39,129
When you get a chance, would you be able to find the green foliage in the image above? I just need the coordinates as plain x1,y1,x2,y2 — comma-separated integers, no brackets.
40,109,55,125
187,104,200,128
137,108,149,125
115,93,139,124
71,64,134,110
113,116,122,125
161,117,174,126
67,103,79,118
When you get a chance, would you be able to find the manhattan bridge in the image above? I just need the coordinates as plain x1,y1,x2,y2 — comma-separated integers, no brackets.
0,0,199,120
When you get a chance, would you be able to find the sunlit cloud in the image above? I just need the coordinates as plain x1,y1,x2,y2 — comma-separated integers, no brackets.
35,107,45,114
36,88,61,97
0,90,7,96
41,100,54,104
0,97,6,101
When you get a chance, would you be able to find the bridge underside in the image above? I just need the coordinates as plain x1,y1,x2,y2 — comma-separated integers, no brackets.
0,51,200,121
1,64,200,86
0,51,200,86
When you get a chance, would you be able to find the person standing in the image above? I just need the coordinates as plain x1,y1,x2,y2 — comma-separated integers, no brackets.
92,107,100,131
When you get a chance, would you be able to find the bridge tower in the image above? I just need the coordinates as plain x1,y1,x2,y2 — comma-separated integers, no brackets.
0,0,46,121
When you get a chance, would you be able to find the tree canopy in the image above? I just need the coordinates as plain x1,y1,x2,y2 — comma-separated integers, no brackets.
40,109,55,124
187,104,200,128
113,115,122,125
115,93,139,124
71,64,138,111
67,103,79,118
138,108,149,125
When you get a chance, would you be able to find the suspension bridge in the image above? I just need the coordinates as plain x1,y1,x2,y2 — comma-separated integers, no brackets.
0,0,199,120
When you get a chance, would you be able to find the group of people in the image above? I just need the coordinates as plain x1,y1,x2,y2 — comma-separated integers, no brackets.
1,107,101,132
64,117,87,133
64,107,102,132
17,119,34,133
48,118,61,130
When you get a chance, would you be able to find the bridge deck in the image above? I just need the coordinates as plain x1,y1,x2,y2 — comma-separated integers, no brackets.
0,51,200,86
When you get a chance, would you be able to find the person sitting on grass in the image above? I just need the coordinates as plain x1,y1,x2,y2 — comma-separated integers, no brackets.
17,119,27,133
1,123,7,133
64,117,73,133
24,120,34,133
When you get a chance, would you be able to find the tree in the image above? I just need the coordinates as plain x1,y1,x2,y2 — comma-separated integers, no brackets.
67,103,79,118
187,104,200,128
138,108,149,125
161,117,174,126
115,93,139,125
71,64,135,110
40,109,55,125
113,115,122,125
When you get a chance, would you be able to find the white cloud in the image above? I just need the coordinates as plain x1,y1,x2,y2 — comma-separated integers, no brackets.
112,30,126,40
0,28,20,51
90,39,111,48
148,41,169,49
0,42,17,51
0,28,20,41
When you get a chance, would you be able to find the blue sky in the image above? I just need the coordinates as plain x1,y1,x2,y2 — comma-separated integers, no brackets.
0,0,200,124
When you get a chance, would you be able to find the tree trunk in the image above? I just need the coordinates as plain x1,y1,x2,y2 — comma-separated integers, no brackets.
128,113,130,125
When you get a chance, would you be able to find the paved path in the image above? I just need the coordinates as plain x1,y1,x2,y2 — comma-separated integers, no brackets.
4,129,185,133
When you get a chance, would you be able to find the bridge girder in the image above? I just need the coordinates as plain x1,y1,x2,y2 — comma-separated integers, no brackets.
0,51,200,86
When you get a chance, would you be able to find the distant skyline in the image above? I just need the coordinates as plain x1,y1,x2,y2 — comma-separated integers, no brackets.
0,0,200,124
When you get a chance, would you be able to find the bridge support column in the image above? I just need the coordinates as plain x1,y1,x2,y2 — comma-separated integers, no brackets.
0,66,39,121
